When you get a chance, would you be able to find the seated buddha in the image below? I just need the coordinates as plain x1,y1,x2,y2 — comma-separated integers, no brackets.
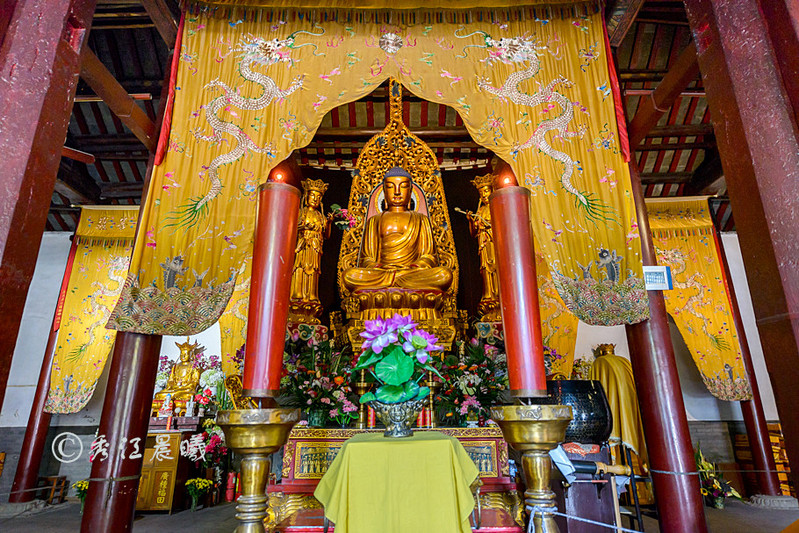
153,338,201,411
343,167,453,293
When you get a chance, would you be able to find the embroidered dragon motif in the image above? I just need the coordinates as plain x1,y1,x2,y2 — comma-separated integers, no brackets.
174,31,324,227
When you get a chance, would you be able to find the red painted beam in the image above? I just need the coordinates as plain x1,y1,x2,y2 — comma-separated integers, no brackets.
0,0,97,412
685,0,799,491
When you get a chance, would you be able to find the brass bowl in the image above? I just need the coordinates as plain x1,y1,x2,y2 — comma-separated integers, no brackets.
217,408,301,454
489,404,572,452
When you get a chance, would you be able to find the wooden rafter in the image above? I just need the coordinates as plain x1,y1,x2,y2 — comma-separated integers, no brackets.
55,160,102,204
628,41,699,148
141,0,177,48
79,48,157,152
685,147,724,194
605,0,647,47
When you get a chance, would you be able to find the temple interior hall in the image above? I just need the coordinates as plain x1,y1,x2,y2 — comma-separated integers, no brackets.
2,1,799,533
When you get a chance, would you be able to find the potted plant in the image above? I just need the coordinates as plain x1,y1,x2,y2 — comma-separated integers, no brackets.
185,478,214,511
356,314,442,437
72,479,89,513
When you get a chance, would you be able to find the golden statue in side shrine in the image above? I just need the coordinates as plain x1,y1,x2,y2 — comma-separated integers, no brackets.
152,338,202,415
464,173,501,322
288,178,331,324
342,167,453,292
337,78,459,349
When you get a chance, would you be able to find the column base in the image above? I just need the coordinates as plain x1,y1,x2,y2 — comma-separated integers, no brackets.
749,494,799,509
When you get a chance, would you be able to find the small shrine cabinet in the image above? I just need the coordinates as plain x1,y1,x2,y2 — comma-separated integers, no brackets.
136,430,195,512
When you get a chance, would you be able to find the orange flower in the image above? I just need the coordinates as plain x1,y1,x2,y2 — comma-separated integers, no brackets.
469,365,478,371
334,376,345,385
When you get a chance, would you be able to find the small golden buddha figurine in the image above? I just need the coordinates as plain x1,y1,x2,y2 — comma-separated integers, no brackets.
465,173,500,321
153,338,202,412
343,167,453,292
289,179,331,323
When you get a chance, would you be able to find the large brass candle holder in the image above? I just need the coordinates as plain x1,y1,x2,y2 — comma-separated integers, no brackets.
217,408,300,533
423,371,442,427
490,404,572,533
353,369,372,429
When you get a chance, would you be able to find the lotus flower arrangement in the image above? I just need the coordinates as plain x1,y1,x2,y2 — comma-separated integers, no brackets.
356,314,442,405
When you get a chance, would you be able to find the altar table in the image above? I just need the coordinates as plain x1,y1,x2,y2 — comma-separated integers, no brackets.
313,432,479,533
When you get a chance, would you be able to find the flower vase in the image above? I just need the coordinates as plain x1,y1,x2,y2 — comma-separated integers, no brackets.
307,408,326,428
190,495,199,512
80,499,85,514
368,398,429,438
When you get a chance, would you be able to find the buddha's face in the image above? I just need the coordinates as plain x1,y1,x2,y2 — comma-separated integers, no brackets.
383,173,412,210
179,347,192,363
306,190,322,209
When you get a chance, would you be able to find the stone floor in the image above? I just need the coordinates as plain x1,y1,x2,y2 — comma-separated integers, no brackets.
0,499,797,532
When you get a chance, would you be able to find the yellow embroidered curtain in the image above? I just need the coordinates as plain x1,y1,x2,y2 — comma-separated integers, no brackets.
536,251,578,377
109,2,647,335
218,256,252,376
646,198,751,401
45,207,137,413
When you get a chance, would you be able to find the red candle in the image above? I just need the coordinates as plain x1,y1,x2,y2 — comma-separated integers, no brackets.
489,185,547,397
242,182,301,398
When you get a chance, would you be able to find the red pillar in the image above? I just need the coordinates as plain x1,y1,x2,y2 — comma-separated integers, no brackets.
684,0,799,490
9,239,78,502
242,159,301,398
714,230,781,496
488,171,547,398
0,0,96,412
80,332,162,533
626,163,708,533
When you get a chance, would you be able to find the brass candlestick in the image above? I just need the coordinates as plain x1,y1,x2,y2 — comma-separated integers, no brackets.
491,404,572,533
217,408,300,533
354,369,372,429
424,371,442,428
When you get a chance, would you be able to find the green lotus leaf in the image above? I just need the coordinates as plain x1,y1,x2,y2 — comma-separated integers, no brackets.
375,384,406,403
354,349,383,371
359,392,376,404
416,386,430,400
374,347,414,386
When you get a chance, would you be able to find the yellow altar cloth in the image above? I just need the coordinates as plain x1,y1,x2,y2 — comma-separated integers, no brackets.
314,432,479,533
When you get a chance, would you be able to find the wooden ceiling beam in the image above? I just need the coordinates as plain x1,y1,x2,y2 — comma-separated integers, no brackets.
55,160,102,204
635,141,715,151
628,41,700,148
141,0,177,48
313,126,471,140
100,181,144,200
605,0,647,47
639,172,693,184
62,146,95,165
79,48,157,152
646,123,713,138
685,147,725,194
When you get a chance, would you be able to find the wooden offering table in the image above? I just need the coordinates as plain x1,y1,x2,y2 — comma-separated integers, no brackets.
267,426,524,532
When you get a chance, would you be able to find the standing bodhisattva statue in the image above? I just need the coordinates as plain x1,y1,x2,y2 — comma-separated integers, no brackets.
465,173,500,321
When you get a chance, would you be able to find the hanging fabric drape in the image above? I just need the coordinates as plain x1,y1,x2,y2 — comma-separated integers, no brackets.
45,207,138,413
218,255,251,376
536,251,578,377
646,197,752,401
109,1,648,335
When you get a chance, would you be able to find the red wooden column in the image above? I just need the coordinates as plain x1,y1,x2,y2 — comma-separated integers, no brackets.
9,239,78,502
713,230,781,496
684,0,799,490
626,163,708,533
80,333,162,532
0,0,96,412
242,157,302,399
488,164,547,398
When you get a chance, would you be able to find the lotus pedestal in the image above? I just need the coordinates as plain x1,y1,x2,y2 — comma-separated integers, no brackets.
491,404,572,533
217,409,300,533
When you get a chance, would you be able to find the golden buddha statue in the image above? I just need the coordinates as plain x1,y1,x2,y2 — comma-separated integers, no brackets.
343,167,453,292
464,173,501,321
152,338,202,414
289,178,331,323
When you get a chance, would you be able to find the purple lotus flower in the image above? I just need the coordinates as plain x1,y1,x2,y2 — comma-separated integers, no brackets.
360,317,398,354
402,328,442,364
387,313,416,333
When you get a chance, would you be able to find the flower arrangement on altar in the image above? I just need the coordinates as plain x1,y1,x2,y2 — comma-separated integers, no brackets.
329,203,358,230
436,337,508,426
280,337,357,426
198,419,229,469
355,314,442,405
185,478,214,511
695,446,742,509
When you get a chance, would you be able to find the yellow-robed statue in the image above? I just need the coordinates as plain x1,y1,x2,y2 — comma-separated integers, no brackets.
343,167,453,292
153,338,202,414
